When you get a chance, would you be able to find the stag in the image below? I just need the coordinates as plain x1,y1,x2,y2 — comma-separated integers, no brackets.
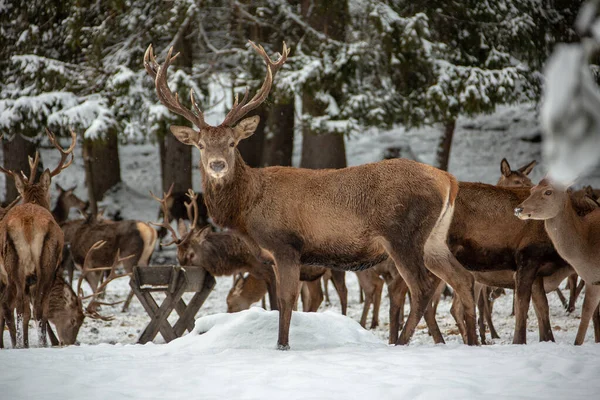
516,179,600,344
145,41,478,349
0,129,75,348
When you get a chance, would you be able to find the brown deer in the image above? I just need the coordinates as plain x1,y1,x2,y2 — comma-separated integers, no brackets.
227,265,348,314
151,186,279,310
145,41,479,349
62,211,156,312
516,178,600,344
497,158,536,187
52,184,88,223
0,129,75,348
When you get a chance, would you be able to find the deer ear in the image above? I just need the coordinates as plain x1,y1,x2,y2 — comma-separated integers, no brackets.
39,169,52,192
170,126,200,146
13,174,26,196
518,160,537,176
56,183,65,192
500,159,511,177
234,116,260,140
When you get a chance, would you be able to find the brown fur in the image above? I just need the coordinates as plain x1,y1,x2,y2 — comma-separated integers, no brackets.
517,179,600,344
52,184,88,223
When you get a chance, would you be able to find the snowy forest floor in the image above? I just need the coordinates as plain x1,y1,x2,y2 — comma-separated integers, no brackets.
2,103,600,399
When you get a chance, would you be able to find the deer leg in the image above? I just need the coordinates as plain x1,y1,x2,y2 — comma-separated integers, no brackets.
476,287,487,344
398,279,408,329
304,279,323,312
593,304,600,343
423,275,445,344
510,291,515,316
387,275,404,344
330,270,347,315
513,263,538,345
484,290,500,340
359,281,373,328
567,274,578,312
265,266,279,311
370,277,384,329
574,284,600,345
121,290,135,312
273,252,301,350
554,288,568,310
3,305,16,348
390,250,438,346
573,279,585,312
424,251,478,345
450,294,468,343
531,277,554,342
38,318,48,348
322,274,331,305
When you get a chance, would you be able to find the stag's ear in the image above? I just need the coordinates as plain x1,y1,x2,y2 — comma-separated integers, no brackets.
39,169,52,192
518,160,537,176
234,116,260,141
500,158,511,177
170,126,200,146
14,174,26,196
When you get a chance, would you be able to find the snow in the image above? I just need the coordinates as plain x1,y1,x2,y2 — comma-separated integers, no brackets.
2,309,600,400
3,102,600,398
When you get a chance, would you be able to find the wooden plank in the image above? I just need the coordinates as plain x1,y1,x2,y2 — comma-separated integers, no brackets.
132,279,180,344
173,274,216,336
140,274,187,343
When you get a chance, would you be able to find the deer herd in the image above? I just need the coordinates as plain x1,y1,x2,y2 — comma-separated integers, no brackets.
1,41,600,350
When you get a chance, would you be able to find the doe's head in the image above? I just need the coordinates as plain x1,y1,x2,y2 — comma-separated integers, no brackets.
497,158,536,188
514,179,567,220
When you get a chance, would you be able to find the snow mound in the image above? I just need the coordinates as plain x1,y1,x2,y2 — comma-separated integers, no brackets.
170,308,386,351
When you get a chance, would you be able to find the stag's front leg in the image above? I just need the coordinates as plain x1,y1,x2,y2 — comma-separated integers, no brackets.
273,251,301,350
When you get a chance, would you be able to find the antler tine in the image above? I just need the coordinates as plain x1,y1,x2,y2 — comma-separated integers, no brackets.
47,128,76,177
21,152,40,183
77,240,107,296
149,183,181,246
184,189,199,231
144,44,210,130
221,41,289,127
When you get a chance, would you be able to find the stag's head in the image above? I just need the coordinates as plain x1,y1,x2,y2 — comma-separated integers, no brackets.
52,282,85,346
0,129,76,209
515,179,568,220
497,158,537,188
144,42,289,181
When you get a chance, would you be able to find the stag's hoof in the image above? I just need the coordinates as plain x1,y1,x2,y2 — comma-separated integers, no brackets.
277,343,290,351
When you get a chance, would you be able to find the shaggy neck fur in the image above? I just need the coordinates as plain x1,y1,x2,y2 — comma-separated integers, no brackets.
24,186,50,210
201,150,262,232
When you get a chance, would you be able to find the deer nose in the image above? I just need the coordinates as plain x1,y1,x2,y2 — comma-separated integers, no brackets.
209,160,226,172
514,207,523,217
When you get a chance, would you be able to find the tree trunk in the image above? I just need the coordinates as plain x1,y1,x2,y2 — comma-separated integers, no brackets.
263,101,295,167
435,119,456,171
83,130,121,212
238,107,268,167
2,134,39,202
162,131,192,193
300,0,348,170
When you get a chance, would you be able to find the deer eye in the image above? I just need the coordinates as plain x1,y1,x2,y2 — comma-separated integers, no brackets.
544,190,552,196
198,143,205,150
229,142,235,148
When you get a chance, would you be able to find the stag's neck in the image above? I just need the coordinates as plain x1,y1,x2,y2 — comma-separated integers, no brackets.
545,196,586,265
201,151,262,232
24,189,51,211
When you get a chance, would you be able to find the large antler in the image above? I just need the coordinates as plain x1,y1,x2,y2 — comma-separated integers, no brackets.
145,41,289,129
184,189,199,231
77,240,133,321
149,183,184,246
46,128,76,177
144,45,209,130
221,41,290,127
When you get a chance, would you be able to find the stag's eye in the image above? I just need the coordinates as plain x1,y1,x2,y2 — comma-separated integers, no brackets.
544,190,552,196
229,142,235,148
198,143,205,150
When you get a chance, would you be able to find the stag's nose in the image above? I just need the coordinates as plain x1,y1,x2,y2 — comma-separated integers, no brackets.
209,160,226,173
514,207,524,217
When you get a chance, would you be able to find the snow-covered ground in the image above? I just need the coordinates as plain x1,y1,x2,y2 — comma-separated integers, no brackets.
2,103,600,399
